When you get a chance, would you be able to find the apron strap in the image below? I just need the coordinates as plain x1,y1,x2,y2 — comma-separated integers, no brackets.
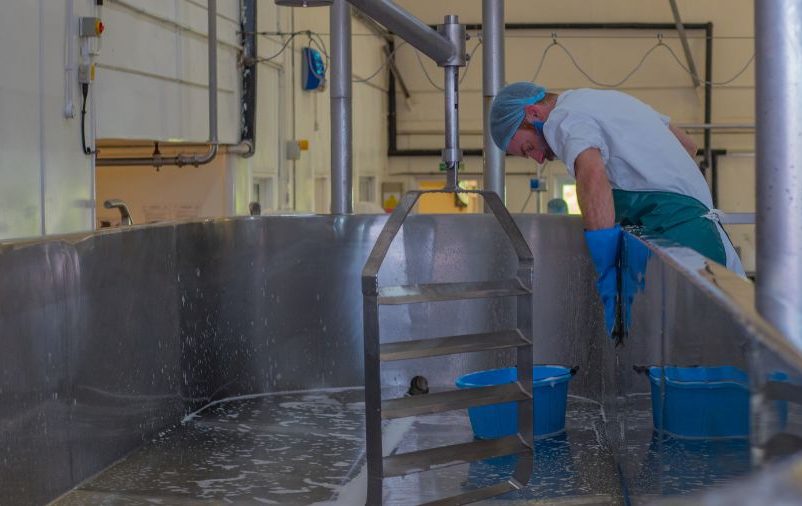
702,208,725,223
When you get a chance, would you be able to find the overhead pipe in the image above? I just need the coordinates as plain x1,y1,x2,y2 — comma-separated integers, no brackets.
97,0,219,167
330,0,353,214
345,0,464,190
345,0,454,65
755,0,802,348
482,0,505,200
351,8,392,43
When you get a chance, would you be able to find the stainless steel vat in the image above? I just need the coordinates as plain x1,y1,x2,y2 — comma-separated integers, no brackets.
1,215,800,504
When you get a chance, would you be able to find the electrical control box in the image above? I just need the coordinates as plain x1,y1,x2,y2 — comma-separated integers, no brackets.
301,47,325,91
286,140,301,161
79,17,104,38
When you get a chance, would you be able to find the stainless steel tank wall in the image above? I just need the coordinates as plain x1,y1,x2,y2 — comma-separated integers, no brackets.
173,214,605,397
0,214,603,504
0,227,185,505
607,234,802,501
4,214,800,504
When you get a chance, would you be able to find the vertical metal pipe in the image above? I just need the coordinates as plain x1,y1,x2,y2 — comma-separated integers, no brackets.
755,0,802,348
207,0,218,146
482,0,505,200
330,0,353,214
703,23,712,198
438,15,465,190
240,0,257,155
387,40,397,155
443,65,459,189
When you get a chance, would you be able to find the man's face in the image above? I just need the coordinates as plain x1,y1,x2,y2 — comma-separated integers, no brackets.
506,124,555,164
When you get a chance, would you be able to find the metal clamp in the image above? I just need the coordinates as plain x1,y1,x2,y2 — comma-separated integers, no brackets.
436,15,467,68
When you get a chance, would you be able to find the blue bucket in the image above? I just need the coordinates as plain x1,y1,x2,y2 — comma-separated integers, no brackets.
456,365,573,439
648,366,750,438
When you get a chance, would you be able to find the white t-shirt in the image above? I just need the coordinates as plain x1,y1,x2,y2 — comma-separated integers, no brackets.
543,89,713,207
543,88,745,275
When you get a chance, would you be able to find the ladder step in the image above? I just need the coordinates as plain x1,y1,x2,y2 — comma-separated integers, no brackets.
382,383,530,420
383,435,529,478
378,279,529,305
380,329,530,362
419,481,520,506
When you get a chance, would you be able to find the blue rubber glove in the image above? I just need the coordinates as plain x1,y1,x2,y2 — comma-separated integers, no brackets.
621,233,651,333
584,225,622,336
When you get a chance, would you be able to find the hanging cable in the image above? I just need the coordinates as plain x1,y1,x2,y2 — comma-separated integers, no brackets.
556,39,664,87
413,37,482,91
352,41,409,84
310,32,329,60
414,49,444,91
458,38,483,85
305,41,327,81
255,32,300,63
80,83,94,155
529,39,559,83
528,33,755,88
256,30,328,64
307,31,329,77
659,42,755,86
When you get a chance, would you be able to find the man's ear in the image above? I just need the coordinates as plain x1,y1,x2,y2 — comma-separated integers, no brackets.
523,103,547,123
523,104,539,123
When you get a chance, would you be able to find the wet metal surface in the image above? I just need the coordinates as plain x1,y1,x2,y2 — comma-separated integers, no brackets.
1,215,603,504
383,397,622,505
54,389,755,505
4,215,802,504
54,388,368,505
615,394,751,504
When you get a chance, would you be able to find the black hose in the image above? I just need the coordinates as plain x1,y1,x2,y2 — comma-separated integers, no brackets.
81,83,94,155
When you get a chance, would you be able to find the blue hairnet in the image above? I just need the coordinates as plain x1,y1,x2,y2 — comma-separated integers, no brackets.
490,82,547,151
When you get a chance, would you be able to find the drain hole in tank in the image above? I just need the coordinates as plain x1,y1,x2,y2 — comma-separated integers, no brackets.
407,375,429,396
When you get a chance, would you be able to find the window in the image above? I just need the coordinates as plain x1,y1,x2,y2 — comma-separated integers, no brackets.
560,183,581,215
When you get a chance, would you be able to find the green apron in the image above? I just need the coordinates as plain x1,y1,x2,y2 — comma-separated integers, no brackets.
612,189,726,265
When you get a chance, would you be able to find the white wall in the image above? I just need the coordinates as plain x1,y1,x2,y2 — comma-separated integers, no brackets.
0,0,97,240
0,0,243,240
95,0,241,143
233,3,388,214
0,0,389,239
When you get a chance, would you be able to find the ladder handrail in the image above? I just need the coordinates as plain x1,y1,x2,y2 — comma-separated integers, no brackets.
362,189,534,296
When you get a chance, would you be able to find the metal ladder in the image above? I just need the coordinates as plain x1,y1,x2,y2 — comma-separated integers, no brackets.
362,188,535,505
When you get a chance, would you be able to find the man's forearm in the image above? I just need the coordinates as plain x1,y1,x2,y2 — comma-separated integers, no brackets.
575,148,616,230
